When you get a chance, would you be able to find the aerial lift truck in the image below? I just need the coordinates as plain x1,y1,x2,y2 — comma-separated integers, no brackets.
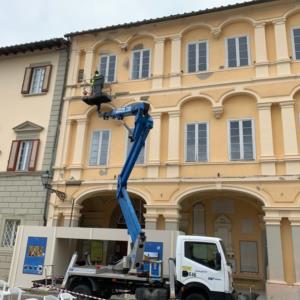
60,75,236,300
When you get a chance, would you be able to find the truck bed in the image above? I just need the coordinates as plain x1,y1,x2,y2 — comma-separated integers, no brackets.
68,265,149,282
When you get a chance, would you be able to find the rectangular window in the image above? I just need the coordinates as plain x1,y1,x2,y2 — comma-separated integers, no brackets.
1,219,20,247
293,28,300,60
89,130,110,166
184,241,220,270
126,128,145,164
99,54,116,82
131,49,150,80
185,123,208,162
21,65,52,94
229,119,254,161
227,36,249,68
187,41,208,73
7,139,40,171
240,241,258,273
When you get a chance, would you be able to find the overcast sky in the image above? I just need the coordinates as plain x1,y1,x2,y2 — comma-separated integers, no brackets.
0,0,246,47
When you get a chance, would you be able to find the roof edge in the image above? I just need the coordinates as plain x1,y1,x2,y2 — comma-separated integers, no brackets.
0,38,69,57
65,0,276,38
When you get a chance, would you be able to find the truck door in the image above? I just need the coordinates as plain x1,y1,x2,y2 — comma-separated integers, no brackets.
178,241,225,292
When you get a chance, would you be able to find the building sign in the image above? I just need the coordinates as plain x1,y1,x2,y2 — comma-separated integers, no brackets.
23,236,47,275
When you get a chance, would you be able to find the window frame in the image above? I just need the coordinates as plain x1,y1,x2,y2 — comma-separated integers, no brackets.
7,139,40,172
125,128,146,165
99,54,117,82
88,129,111,167
186,40,209,74
227,118,256,161
1,219,21,248
130,48,151,80
21,64,52,95
184,122,209,163
291,27,300,61
225,35,251,68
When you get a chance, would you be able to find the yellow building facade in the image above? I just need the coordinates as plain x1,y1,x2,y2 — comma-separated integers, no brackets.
49,0,300,297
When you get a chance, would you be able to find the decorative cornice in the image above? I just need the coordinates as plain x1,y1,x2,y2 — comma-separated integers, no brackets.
257,102,272,110
279,100,295,108
13,121,44,133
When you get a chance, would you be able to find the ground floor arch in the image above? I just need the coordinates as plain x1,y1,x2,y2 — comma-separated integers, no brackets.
178,189,266,291
73,190,146,265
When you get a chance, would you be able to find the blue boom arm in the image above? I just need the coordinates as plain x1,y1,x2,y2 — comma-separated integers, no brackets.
102,103,153,243
82,76,153,272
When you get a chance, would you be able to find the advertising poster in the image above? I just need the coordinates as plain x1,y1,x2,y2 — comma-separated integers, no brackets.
23,236,47,275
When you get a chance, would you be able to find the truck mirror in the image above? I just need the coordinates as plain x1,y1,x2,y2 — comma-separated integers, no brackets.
215,252,221,270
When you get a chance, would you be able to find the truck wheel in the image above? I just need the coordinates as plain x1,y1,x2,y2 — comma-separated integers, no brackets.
185,293,206,300
72,284,92,300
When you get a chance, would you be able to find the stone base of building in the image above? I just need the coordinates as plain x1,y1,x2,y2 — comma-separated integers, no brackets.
266,281,300,300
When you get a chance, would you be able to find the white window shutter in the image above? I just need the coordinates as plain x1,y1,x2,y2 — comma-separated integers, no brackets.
108,55,116,82
99,131,109,165
197,123,207,161
230,121,240,160
227,38,237,67
242,120,254,160
100,56,108,77
89,131,100,165
188,43,196,73
141,50,150,78
132,51,141,79
186,124,196,162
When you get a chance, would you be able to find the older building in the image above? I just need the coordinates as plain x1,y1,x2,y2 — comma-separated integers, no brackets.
0,39,68,279
47,0,300,298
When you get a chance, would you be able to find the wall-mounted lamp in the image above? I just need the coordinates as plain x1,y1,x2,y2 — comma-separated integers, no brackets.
41,170,66,201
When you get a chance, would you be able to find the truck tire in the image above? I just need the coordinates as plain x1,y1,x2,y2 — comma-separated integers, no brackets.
72,284,92,300
185,293,207,300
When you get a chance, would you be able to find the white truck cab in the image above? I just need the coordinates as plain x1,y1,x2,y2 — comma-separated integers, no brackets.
176,236,234,300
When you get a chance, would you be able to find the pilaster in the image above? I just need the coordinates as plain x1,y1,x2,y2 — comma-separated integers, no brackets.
152,38,165,90
67,49,80,86
147,112,161,178
257,103,275,175
290,218,300,283
264,216,285,283
273,19,291,75
70,118,88,179
61,119,73,167
167,111,180,178
145,205,181,231
254,22,269,77
84,49,95,82
279,101,300,174
170,35,182,88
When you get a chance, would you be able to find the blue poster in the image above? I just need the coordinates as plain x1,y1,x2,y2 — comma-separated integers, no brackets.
23,236,47,275
143,241,163,278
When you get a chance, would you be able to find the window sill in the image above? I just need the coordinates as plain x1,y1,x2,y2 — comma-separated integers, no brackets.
22,92,47,97
224,65,251,70
130,77,151,82
182,160,258,166
185,70,209,75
